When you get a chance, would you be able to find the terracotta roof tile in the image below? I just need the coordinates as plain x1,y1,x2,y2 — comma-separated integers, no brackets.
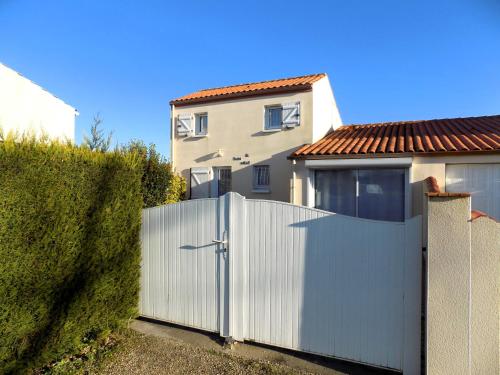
291,114,500,158
170,73,326,106
471,210,498,222
425,176,441,193
424,176,470,197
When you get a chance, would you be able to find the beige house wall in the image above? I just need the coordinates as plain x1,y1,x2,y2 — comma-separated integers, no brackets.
291,160,309,205
426,194,499,375
172,77,341,201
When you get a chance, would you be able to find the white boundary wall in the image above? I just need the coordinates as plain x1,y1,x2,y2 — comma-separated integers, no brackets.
426,195,500,374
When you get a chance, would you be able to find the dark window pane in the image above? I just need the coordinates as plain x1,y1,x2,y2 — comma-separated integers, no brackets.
195,114,208,135
267,107,282,129
253,165,270,189
217,168,231,196
314,170,356,216
357,169,405,222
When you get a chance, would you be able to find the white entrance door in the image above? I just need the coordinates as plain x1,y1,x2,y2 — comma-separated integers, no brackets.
446,164,500,220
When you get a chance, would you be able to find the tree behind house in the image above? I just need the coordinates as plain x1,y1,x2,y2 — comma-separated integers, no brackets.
82,114,113,152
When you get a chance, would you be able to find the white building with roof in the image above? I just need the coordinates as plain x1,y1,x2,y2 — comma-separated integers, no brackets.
0,63,77,141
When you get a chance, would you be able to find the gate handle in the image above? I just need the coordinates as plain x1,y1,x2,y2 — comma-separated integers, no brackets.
212,239,227,245
212,238,228,254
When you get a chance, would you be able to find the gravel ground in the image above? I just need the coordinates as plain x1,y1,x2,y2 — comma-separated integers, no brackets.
97,330,314,375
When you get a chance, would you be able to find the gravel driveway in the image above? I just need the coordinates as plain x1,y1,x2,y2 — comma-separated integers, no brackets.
97,330,313,375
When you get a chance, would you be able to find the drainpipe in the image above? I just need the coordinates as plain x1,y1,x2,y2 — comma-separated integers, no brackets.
170,103,175,170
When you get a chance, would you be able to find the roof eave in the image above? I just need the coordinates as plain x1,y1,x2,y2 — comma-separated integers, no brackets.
170,84,313,107
289,149,500,160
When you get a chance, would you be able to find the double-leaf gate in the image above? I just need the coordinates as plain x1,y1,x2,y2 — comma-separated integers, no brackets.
140,193,421,374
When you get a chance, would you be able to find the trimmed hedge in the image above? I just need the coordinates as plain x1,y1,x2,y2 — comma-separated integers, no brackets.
122,140,186,207
0,137,143,373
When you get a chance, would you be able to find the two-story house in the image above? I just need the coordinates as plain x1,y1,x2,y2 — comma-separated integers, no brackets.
0,62,77,141
170,73,342,201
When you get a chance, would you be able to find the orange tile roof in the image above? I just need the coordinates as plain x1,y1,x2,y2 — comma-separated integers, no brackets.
291,114,500,158
170,73,326,106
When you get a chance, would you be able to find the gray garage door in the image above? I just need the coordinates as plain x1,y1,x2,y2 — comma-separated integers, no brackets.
446,164,500,220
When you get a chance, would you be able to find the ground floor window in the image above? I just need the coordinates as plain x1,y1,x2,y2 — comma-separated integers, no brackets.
314,168,406,222
253,165,270,192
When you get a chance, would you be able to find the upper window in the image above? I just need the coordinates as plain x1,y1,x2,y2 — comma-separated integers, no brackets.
264,103,300,130
265,106,283,130
314,168,406,222
195,113,208,136
253,165,270,192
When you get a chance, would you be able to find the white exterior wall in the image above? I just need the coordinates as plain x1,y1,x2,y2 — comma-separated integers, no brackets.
312,75,342,142
0,63,76,141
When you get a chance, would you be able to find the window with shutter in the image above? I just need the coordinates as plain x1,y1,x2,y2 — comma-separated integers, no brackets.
177,114,193,136
264,102,300,130
281,102,300,127
195,113,208,136
264,106,283,130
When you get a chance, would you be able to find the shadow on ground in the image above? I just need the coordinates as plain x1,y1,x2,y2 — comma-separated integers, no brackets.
134,318,398,375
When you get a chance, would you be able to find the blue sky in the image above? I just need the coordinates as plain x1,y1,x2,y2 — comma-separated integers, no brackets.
1,0,499,157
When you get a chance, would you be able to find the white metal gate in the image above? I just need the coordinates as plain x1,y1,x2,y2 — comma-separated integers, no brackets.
140,193,421,374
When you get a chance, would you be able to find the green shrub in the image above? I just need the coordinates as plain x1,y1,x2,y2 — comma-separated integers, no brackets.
0,136,143,373
165,173,186,204
122,140,185,207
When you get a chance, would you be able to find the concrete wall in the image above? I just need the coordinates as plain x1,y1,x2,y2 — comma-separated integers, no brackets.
172,76,339,201
471,216,500,374
0,63,76,141
426,194,499,375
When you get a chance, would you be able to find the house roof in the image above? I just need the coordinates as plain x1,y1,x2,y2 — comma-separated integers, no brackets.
170,73,326,106
291,114,500,159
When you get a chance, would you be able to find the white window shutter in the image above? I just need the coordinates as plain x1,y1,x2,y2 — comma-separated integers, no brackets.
282,102,300,127
190,167,211,199
177,114,193,136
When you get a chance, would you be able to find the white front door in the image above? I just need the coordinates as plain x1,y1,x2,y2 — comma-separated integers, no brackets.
446,164,500,220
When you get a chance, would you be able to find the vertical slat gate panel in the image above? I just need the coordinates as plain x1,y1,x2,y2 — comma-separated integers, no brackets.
139,199,220,332
140,194,421,373
243,199,419,372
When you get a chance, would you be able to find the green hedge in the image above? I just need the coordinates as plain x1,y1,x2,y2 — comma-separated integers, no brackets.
0,138,143,373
